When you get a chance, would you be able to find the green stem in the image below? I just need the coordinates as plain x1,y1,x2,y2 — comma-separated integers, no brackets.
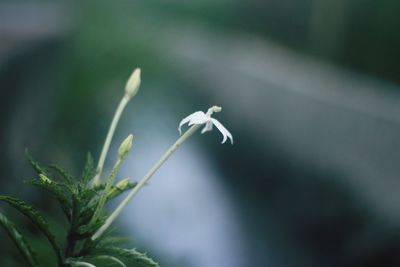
90,158,123,226
65,194,79,258
92,124,201,240
92,95,130,186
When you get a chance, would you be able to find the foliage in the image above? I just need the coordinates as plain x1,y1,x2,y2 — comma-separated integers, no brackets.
0,212,41,267
0,152,159,267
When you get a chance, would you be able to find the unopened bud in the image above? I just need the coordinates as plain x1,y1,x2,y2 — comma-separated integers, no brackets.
115,178,130,189
125,68,141,98
39,174,52,184
211,106,222,113
107,178,130,199
118,134,134,159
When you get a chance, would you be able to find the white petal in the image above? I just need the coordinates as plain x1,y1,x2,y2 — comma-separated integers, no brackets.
201,121,213,134
211,118,233,144
178,116,191,135
178,111,207,135
188,111,209,126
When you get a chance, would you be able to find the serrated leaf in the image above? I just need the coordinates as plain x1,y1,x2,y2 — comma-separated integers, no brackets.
66,258,96,267
25,150,47,176
96,247,159,267
0,212,41,267
78,255,127,267
96,236,130,248
0,196,63,263
49,164,75,186
78,203,97,226
82,153,95,184
26,179,72,219
78,187,100,208
95,255,126,267
77,217,106,237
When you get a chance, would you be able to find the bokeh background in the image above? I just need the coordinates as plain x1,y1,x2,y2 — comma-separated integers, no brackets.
1,1,400,266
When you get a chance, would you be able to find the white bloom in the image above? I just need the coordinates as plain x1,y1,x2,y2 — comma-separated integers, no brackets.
178,106,233,144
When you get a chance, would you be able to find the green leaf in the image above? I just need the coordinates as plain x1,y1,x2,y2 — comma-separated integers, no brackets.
83,255,127,267
26,179,72,219
78,187,100,207
82,152,95,184
0,196,63,263
78,202,98,226
96,247,159,267
49,164,75,186
96,236,130,247
77,189,98,216
66,258,96,267
77,217,106,237
96,255,126,267
25,150,47,176
0,212,41,267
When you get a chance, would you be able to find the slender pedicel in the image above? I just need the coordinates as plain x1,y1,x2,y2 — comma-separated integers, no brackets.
92,124,201,240
92,69,141,186
92,105,233,240
90,135,133,226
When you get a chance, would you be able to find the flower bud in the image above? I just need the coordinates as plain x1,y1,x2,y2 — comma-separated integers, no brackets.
39,174,52,184
118,134,134,159
211,106,222,113
107,178,130,199
115,178,130,189
125,68,141,98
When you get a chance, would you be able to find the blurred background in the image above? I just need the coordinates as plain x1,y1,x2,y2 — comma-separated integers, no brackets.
1,0,400,266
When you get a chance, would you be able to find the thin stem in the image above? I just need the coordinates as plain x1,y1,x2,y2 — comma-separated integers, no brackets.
92,124,201,240
92,95,130,186
90,158,123,226
65,193,80,258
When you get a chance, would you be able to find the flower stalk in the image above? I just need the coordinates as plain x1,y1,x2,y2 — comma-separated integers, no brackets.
90,135,133,226
0,68,235,267
92,69,141,186
92,124,201,240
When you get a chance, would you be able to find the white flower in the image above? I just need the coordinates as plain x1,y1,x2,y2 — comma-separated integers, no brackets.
178,106,233,144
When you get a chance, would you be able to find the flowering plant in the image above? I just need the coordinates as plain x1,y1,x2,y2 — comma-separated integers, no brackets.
0,68,232,267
